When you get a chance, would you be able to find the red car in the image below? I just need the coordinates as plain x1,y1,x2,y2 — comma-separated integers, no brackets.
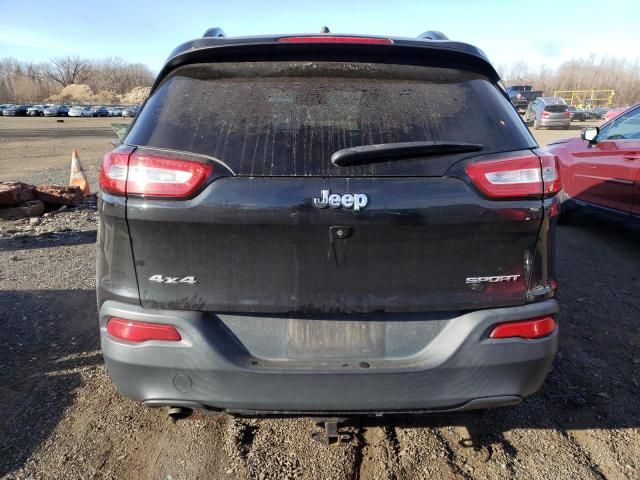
546,102,640,222
602,105,630,123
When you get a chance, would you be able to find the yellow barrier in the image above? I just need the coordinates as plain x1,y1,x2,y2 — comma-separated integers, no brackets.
553,90,615,108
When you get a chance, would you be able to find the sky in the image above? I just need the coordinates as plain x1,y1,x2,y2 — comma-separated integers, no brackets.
1,0,639,74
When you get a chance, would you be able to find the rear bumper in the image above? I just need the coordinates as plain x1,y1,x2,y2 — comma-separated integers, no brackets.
99,299,558,414
539,118,570,127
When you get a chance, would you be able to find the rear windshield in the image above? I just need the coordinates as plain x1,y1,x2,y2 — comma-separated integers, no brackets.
544,105,568,113
126,62,535,176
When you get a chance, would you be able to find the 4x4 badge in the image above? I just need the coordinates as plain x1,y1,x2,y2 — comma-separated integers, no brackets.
313,189,368,211
149,275,197,285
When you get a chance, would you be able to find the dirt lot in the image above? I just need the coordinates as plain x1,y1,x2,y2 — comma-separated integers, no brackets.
1,117,639,480
0,117,127,187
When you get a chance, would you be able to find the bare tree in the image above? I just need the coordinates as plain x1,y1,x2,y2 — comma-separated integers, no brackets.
1,56,155,103
503,56,640,106
45,56,91,87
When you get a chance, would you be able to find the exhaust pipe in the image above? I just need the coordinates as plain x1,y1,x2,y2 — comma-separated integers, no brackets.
168,406,193,421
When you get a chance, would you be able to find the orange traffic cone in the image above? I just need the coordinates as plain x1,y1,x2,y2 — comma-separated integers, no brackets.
70,149,91,195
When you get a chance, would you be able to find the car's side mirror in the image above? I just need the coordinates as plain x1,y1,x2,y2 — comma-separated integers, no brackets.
581,127,599,144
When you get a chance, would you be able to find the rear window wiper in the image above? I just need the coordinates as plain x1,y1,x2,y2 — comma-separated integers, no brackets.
331,141,483,167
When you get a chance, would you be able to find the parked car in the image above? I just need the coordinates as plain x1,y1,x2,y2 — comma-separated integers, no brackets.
91,106,110,117
547,102,640,223
108,107,123,117
602,106,630,123
43,105,68,117
68,106,93,117
121,106,138,117
583,109,598,120
506,85,544,112
0,104,12,114
524,97,571,130
98,29,560,418
27,105,46,116
567,105,587,122
2,104,29,116
590,107,611,120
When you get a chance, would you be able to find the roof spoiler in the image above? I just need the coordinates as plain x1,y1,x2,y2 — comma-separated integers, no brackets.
203,27,449,41
156,29,500,92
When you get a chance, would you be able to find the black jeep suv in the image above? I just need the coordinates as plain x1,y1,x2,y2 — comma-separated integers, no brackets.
98,29,560,415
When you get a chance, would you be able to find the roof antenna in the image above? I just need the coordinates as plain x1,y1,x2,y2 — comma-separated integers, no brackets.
418,30,449,40
320,26,330,33
202,27,226,38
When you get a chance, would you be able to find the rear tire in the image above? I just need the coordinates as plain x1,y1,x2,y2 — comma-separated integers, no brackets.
558,207,574,224
558,193,574,224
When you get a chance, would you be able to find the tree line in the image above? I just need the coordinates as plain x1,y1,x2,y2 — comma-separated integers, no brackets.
500,56,640,107
0,56,155,103
3,54,639,107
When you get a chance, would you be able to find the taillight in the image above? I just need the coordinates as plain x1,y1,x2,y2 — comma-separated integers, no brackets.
489,316,556,339
100,147,132,195
563,111,571,118
466,154,544,199
278,36,393,45
127,152,213,197
106,318,181,343
539,154,561,196
541,111,550,118
99,149,213,198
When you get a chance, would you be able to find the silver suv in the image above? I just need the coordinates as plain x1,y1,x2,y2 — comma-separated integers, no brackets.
525,97,570,130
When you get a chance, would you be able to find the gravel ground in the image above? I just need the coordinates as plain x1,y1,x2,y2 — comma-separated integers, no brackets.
0,117,638,480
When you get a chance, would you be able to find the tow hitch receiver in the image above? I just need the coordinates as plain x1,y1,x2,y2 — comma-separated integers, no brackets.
311,418,349,446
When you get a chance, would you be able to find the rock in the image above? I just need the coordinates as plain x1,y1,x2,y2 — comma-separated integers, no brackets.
35,185,84,207
0,200,45,220
0,182,36,206
29,217,41,226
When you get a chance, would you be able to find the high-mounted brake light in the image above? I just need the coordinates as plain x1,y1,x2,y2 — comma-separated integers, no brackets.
489,316,556,339
99,149,213,198
107,318,182,343
278,36,394,45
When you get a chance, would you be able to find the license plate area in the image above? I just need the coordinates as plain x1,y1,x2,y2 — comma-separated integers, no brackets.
287,319,385,359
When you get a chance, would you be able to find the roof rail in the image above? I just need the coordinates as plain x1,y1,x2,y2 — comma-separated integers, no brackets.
418,31,449,40
203,27,226,38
